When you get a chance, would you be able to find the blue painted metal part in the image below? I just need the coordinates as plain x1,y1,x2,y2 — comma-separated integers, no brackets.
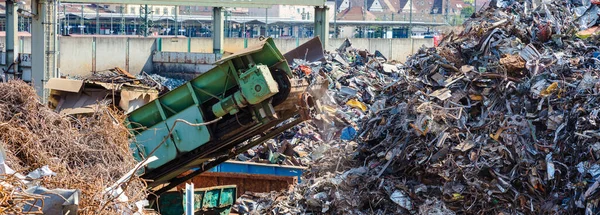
203,161,305,182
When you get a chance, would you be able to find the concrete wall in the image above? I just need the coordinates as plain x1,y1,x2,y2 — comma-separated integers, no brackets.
95,37,127,72
0,37,32,54
327,38,432,62
157,37,429,62
128,38,156,75
5,36,432,77
153,52,217,75
58,37,157,77
60,37,94,77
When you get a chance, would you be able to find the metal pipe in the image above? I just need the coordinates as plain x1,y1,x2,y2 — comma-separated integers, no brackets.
55,0,60,78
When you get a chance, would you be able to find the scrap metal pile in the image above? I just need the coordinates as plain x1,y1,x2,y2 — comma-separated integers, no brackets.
0,81,147,214
237,1,600,214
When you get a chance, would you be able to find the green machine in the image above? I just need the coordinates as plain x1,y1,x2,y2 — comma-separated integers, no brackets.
126,37,326,199
158,185,236,215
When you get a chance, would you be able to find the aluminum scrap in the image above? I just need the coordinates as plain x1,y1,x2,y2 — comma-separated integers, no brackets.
234,0,600,214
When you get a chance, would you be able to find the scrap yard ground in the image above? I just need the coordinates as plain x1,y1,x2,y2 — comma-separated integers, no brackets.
3,0,600,215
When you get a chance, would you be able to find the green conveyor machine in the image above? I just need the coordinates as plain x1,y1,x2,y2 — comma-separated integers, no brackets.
126,38,325,198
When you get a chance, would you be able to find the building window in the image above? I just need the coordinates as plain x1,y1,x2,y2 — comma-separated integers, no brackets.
172,8,176,15
130,7,136,14
163,7,168,15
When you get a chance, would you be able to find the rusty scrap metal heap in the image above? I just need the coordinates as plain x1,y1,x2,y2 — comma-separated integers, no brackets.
245,0,600,214
0,81,147,214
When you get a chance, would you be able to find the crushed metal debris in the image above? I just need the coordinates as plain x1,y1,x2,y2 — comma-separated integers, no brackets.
234,1,600,214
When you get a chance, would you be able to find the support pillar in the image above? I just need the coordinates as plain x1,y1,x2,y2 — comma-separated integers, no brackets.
174,6,179,37
31,0,57,99
212,7,224,54
96,5,99,34
314,6,329,49
5,0,19,81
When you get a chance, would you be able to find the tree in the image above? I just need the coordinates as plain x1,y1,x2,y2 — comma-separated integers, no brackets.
461,6,475,17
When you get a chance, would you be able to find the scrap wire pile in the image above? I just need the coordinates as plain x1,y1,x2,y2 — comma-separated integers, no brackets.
248,1,600,214
0,175,44,214
0,81,147,214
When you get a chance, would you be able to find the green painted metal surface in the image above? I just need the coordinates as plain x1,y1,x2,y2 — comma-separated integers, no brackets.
165,106,210,152
127,38,292,173
239,64,279,104
159,185,236,215
187,38,191,53
157,38,162,51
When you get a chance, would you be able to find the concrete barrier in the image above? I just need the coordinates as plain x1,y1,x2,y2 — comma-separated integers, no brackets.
153,52,217,75
95,37,127,72
128,37,156,74
2,36,433,77
59,37,93,77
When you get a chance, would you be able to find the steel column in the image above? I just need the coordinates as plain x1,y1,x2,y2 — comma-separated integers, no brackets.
174,6,179,37
313,6,329,49
31,0,56,99
120,5,125,35
80,5,84,34
5,0,19,81
96,5,100,34
31,0,46,97
212,7,224,54
333,0,337,38
409,0,413,36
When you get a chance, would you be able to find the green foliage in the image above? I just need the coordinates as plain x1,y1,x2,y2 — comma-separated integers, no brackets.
461,6,475,17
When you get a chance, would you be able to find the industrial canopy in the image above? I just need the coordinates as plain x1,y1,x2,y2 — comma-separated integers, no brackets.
61,0,327,8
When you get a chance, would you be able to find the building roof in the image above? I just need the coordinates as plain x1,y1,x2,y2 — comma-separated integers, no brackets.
377,0,399,13
60,3,114,13
334,0,395,13
336,6,377,21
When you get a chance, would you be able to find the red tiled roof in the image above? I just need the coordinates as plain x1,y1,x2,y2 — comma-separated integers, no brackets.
337,6,377,21
381,0,401,13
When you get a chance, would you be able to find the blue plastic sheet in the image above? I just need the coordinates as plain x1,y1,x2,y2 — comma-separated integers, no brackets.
341,126,357,140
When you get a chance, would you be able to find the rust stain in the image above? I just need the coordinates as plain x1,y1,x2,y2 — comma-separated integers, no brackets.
176,172,297,198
